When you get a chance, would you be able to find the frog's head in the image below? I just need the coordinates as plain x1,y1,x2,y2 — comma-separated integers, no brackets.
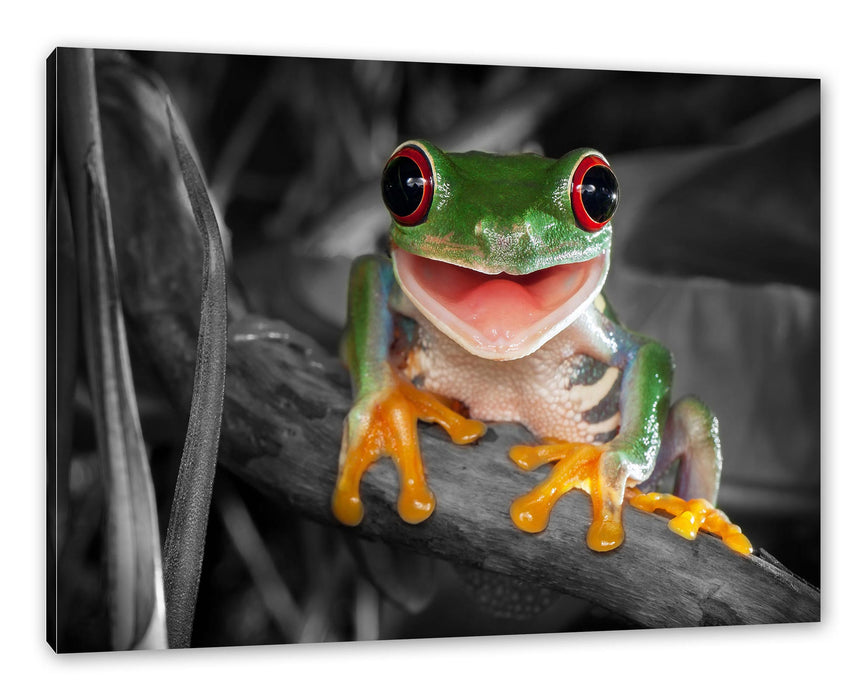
382,139,619,361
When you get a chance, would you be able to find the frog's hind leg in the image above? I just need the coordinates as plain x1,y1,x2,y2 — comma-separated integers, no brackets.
644,395,721,503
629,396,752,555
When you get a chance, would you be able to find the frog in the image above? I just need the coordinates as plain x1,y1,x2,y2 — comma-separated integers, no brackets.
331,139,751,556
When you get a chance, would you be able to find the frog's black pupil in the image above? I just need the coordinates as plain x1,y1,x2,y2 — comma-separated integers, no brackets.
581,165,618,223
382,156,426,218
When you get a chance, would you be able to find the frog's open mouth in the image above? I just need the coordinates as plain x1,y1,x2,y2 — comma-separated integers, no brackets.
392,247,609,360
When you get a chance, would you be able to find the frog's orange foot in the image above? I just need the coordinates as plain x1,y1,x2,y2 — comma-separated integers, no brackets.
627,490,753,555
333,377,486,526
509,442,625,552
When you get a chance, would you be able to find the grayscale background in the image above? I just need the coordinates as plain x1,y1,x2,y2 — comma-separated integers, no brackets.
52,51,819,649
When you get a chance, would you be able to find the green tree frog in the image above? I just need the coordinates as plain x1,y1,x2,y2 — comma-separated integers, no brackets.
332,140,751,555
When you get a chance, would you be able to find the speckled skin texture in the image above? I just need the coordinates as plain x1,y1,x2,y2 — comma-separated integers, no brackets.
398,301,622,446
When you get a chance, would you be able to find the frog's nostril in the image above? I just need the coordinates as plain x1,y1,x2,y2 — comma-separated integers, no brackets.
470,228,529,275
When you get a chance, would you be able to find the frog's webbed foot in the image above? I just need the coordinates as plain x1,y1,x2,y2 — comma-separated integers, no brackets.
509,442,628,552
508,441,753,555
627,490,753,555
628,397,753,555
333,376,486,526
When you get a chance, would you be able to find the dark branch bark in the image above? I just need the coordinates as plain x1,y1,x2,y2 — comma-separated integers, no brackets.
97,51,819,630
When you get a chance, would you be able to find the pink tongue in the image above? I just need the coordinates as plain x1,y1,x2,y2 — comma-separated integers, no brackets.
456,278,543,341
398,250,593,344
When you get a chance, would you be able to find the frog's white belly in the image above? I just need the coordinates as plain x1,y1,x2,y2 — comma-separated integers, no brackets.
402,314,622,444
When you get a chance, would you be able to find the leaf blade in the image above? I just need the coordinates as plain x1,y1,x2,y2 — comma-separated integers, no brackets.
161,99,228,649
56,47,167,650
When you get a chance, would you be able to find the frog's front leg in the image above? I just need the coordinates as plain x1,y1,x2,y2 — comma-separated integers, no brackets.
333,255,486,526
510,333,673,552
509,307,750,554
509,441,633,551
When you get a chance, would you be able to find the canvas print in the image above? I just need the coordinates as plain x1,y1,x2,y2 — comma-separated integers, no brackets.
48,47,820,652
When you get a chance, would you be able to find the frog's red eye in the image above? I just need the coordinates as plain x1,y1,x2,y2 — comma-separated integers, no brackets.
571,155,619,232
382,145,434,226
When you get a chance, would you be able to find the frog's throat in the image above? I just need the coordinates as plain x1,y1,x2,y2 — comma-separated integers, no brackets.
392,247,609,361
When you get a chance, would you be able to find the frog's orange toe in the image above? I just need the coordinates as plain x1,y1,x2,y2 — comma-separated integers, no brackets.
668,509,702,540
586,519,625,552
509,443,572,471
627,490,753,555
722,530,753,556
332,490,364,527
449,418,487,445
510,447,545,471
398,487,436,524
510,493,552,533
398,379,487,446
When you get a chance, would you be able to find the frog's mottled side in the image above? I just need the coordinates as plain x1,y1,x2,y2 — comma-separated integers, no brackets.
333,139,751,555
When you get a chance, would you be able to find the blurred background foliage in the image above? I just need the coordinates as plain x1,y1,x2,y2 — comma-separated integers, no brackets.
54,50,819,650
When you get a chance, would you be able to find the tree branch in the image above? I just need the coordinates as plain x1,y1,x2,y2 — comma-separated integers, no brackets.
96,50,819,630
